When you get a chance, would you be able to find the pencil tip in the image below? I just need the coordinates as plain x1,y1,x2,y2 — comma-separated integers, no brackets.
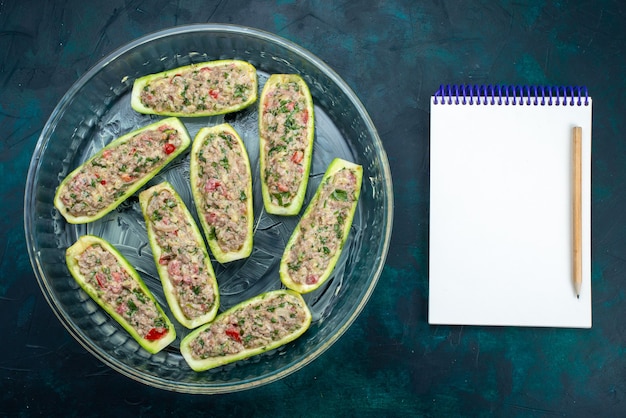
577,294,580,299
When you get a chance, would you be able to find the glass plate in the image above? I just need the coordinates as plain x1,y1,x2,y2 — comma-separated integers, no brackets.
24,24,393,393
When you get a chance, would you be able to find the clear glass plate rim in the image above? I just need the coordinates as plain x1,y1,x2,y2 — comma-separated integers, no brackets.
23,23,394,393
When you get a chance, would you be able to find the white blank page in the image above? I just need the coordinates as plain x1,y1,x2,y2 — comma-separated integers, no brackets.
429,94,592,328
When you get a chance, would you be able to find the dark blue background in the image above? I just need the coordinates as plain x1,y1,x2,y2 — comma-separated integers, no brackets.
3,1,626,416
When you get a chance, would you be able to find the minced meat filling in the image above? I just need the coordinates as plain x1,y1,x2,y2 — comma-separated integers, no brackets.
284,167,359,285
139,62,255,114
58,125,183,218
188,293,308,359
77,244,169,340
260,80,310,207
146,189,216,320
194,130,250,254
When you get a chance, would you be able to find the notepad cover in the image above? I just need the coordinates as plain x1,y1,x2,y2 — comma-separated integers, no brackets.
428,86,592,328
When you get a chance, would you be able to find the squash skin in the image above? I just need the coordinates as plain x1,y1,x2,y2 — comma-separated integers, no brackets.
190,123,254,263
258,74,315,215
65,235,176,354
180,289,311,372
279,158,363,294
130,60,258,117
139,182,220,329
54,117,191,224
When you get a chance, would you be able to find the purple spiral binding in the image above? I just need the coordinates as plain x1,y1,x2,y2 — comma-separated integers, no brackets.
432,84,590,106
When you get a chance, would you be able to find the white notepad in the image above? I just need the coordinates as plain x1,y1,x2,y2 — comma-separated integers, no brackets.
428,85,592,328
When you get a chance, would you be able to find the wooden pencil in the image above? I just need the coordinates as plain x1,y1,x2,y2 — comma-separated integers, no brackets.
573,126,582,298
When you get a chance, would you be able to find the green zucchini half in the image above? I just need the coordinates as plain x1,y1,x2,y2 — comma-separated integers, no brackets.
259,74,315,215
180,289,312,372
54,117,191,224
190,123,254,263
280,158,363,294
131,60,258,117
65,235,176,354
139,182,220,329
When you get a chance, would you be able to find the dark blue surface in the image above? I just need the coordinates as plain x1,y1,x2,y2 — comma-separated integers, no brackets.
3,0,626,416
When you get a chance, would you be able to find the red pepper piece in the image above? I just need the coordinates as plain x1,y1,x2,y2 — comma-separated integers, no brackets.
145,327,167,341
204,178,221,192
306,274,318,285
208,89,219,99
95,272,107,288
225,327,242,343
291,150,304,164
164,143,176,154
